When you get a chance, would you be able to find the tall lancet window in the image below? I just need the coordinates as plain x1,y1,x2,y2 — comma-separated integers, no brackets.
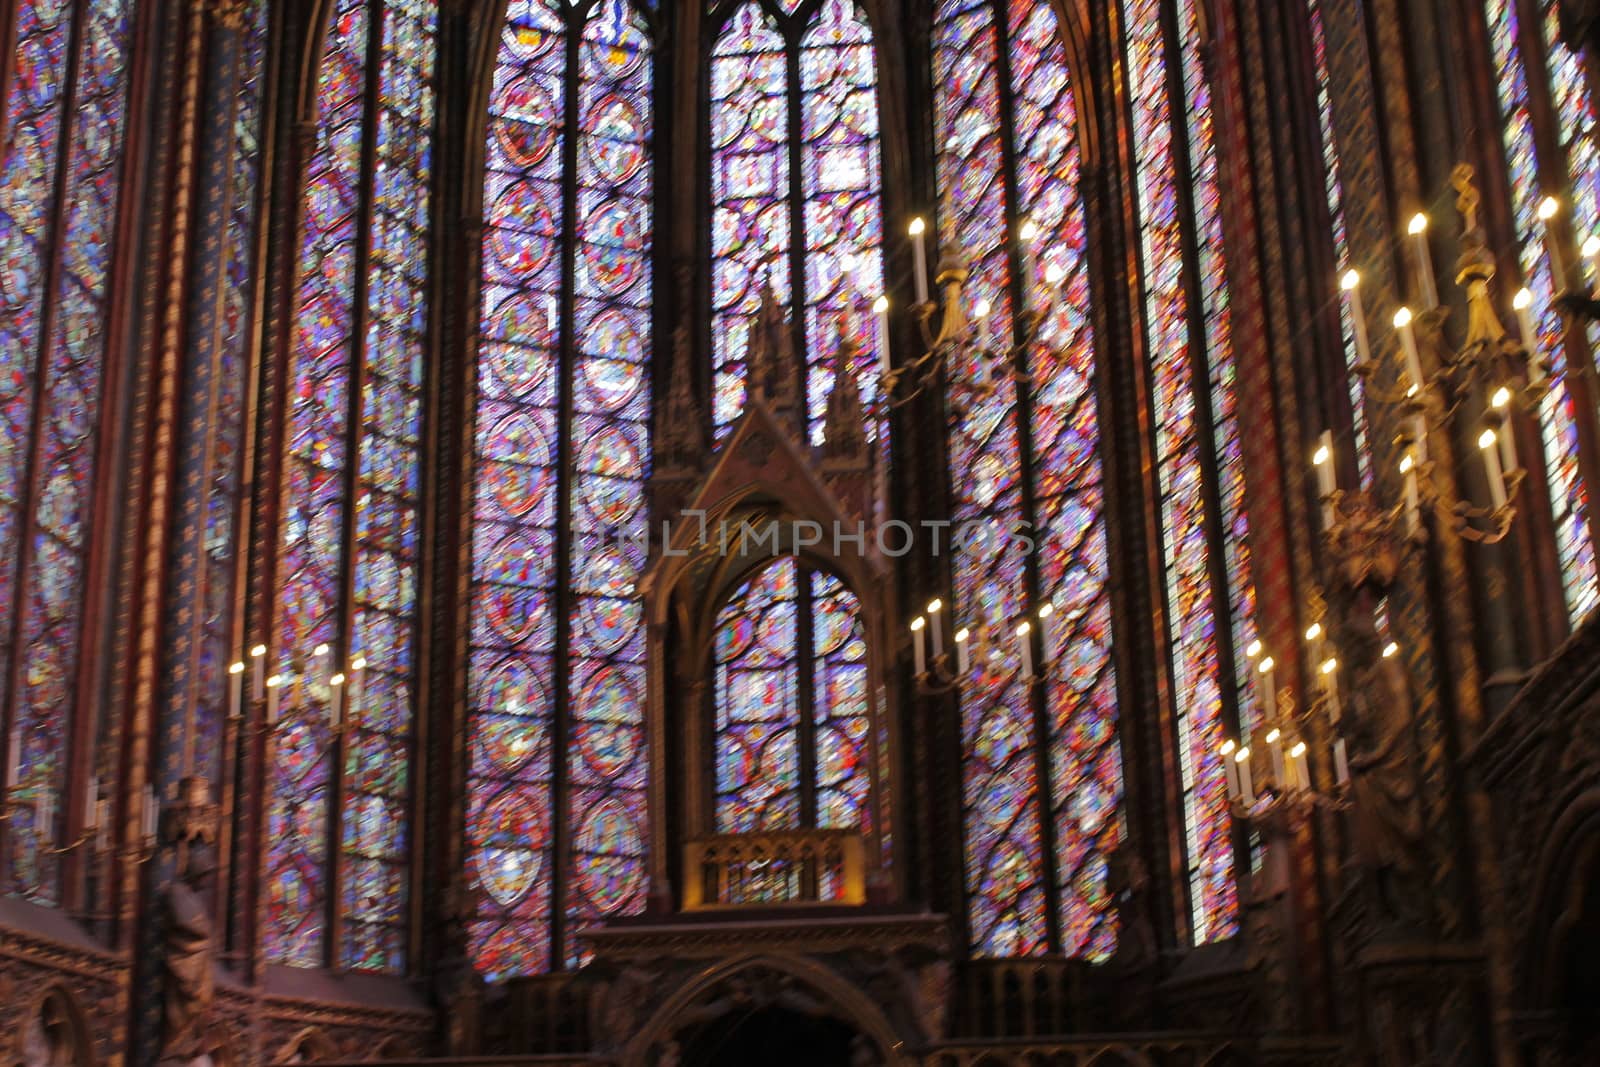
1483,0,1600,620
933,0,1121,959
266,0,437,971
714,560,870,833
1304,0,1373,489
709,0,885,444
466,0,654,980
0,0,137,901
1125,0,1261,944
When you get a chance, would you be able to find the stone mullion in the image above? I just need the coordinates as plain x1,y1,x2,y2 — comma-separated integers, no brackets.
1086,0,1185,955
125,0,221,1059
1221,0,1335,1027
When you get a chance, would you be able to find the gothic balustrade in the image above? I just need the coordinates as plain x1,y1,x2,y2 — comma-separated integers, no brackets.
681,829,867,910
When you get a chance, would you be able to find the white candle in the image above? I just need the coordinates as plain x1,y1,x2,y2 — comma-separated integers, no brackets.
1407,213,1438,308
1313,431,1337,528
1394,307,1425,390
143,785,159,842
954,628,970,675
84,775,97,829
927,599,944,662
1265,727,1287,787
1490,386,1519,472
6,725,20,789
908,217,929,304
1220,740,1241,801
1320,656,1342,723
1304,622,1324,665
910,618,927,676
1037,602,1055,665
266,674,283,725
1538,196,1567,289
250,643,267,702
1333,737,1350,785
1019,220,1039,302
1236,747,1256,806
1400,452,1421,537
1289,741,1309,791
1411,412,1429,464
974,297,992,350
1513,288,1546,388
1016,620,1034,680
1256,655,1277,718
1480,428,1509,510
229,660,245,721
872,295,890,383
349,657,366,723
329,672,346,727
1341,270,1372,366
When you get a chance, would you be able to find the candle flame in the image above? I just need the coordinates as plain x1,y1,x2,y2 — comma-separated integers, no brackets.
1038,603,1054,619
250,644,267,658
1312,444,1331,466
1290,741,1307,758
1265,728,1281,743
927,598,943,614
266,675,283,688
1491,386,1512,409
1245,639,1263,658
1015,620,1031,637
908,216,926,236
1400,453,1416,474
1393,306,1413,328
1019,219,1038,242
974,297,992,318
1478,428,1498,450
1538,196,1560,221
954,628,970,643
1258,656,1276,674
228,661,245,675
351,657,367,671
1321,657,1338,674
1407,212,1428,235
1220,739,1237,756
910,617,925,632
872,294,889,314
1382,641,1400,659
1513,287,1534,311
1235,746,1251,763
1305,623,1322,642
329,673,346,687
1340,269,1360,291
313,643,330,657
1044,262,1066,285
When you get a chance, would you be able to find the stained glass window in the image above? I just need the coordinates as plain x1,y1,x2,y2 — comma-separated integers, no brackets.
467,0,654,981
1483,0,1600,620
1125,0,1259,944
714,559,870,833
710,0,885,443
1305,0,1373,488
265,0,437,971
933,0,1121,959
0,0,138,901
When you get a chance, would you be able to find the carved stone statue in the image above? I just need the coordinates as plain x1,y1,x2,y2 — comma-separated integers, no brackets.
1337,587,1427,932
158,843,218,1066
822,320,868,466
1106,840,1157,973
747,275,800,421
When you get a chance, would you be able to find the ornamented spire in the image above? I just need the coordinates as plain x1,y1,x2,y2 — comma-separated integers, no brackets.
823,314,868,464
747,268,799,420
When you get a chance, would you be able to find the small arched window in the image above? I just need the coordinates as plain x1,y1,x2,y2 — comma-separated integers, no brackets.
713,558,871,833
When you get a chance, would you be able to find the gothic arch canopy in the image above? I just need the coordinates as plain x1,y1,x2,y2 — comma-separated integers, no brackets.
619,953,912,1067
